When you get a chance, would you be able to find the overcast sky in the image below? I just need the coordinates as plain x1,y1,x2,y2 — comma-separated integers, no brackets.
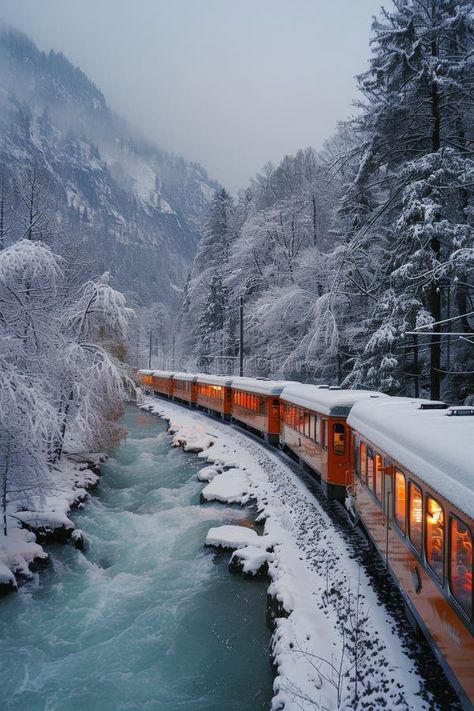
1,0,386,192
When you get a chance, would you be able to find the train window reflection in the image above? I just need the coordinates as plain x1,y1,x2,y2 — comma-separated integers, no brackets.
374,453,383,503
426,497,444,582
394,470,406,533
409,483,422,554
367,448,374,491
450,516,472,618
359,442,366,483
333,423,345,456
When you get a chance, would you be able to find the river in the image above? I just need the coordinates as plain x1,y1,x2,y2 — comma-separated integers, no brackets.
0,404,274,711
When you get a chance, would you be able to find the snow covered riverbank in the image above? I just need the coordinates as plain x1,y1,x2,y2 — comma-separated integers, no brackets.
140,395,441,711
0,453,104,594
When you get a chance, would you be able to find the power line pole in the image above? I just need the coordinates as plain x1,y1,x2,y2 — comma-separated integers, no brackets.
239,296,244,377
148,329,152,369
172,333,176,370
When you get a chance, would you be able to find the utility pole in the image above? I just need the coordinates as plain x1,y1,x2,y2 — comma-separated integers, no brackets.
172,334,176,370
413,333,419,399
148,329,152,369
239,296,244,377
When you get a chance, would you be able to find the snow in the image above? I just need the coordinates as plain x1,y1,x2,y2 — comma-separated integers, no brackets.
231,376,293,396
281,383,387,416
196,374,234,386
201,467,249,503
230,545,270,575
172,372,198,382
205,524,265,549
348,397,474,519
0,455,101,589
141,395,432,711
197,465,220,482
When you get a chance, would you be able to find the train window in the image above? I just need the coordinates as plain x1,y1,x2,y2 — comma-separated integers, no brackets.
409,483,423,554
426,497,444,582
332,423,345,456
321,419,326,449
374,453,383,503
367,448,374,491
359,442,367,483
394,470,406,533
450,516,472,618
309,415,315,441
315,416,321,444
304,412,310,438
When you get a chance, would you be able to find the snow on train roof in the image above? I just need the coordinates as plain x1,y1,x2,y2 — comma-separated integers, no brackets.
231,377,293,396
138,369,154,375
151,370,175,377
348,398,474,519
196,374,234,386
281,384,385,416
172,372,198,382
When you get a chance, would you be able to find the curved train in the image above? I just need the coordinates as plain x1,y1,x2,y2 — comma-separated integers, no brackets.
134,368,474,708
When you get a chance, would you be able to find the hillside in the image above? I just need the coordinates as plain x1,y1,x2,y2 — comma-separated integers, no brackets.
0,27,218,307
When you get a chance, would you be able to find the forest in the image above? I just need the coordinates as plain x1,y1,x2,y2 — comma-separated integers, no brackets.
178,0,474,404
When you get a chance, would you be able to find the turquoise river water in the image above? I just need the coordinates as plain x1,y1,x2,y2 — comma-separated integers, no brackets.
0,405,273,711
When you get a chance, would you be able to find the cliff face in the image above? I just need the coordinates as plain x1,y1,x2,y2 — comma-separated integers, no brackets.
0,27,218,306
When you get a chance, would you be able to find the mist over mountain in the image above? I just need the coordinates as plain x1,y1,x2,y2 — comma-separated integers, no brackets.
0,26,219,308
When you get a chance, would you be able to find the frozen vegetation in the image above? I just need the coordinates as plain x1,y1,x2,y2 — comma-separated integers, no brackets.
141,395,445,711
0,237,133,591
177,0,474,404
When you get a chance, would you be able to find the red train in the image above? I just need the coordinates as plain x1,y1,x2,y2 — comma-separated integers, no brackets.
135,368,474,708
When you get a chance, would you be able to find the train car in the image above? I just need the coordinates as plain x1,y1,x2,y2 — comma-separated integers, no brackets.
172,373,198,406
196,374,234,419
348,398,474,709
230,377,291,444
137,369,155,388
150,370,175,398
280,384,385,500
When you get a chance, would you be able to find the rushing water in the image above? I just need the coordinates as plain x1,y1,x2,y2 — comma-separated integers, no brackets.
0,405,273,711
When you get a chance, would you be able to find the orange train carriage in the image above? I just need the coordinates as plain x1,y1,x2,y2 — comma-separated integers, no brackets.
230,377,289,444
347,398,474,709
279,384,385,500
195,374,233,419
171,372,198,405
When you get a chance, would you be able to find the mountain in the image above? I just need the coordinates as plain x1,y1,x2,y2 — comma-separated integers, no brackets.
0,27,219,307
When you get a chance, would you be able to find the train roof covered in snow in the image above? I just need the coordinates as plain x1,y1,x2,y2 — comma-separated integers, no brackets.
151,370,175,378
196,374,234,386
281,384,385,417
348,397,474,518
172,372,198,382
231,377,294,396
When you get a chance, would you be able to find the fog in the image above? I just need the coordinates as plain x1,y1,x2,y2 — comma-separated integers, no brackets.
0,0,386,192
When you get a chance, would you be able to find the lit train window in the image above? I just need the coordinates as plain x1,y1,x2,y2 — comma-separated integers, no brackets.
426,497,444,582
359,442,366,482
367,448,374,491
304,412,310,438
332,423,345,456
394,470,406,533
374,453,383,503
409,483,423,554
450,516,472,618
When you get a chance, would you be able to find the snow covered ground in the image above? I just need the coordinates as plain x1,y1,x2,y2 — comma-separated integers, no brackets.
0,455,103,593
140,394,445,711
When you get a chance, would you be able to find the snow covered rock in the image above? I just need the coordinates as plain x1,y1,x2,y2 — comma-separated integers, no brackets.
71,529,86,551
200,468,249,503
0,562,17,596
229,545,270,577
197,465,220,482
15,510,75,543
205,525,265,550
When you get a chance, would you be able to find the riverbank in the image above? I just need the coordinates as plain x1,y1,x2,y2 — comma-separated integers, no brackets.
0,451,105,594
0,404,274,711
139,394,443,711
